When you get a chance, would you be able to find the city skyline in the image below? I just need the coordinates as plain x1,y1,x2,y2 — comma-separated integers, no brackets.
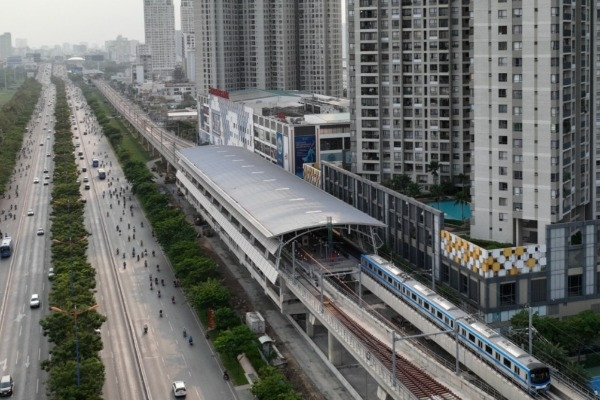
0,0,183,49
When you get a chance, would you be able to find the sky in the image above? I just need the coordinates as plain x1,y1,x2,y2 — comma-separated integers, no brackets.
0,0,182,49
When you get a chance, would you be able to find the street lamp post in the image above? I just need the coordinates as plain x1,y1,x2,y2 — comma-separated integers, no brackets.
50,304,99,386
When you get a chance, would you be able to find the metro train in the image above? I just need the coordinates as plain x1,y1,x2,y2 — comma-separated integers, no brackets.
360,254,551,394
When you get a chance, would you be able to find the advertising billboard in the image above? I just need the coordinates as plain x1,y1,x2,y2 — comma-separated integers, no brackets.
294,134,316,177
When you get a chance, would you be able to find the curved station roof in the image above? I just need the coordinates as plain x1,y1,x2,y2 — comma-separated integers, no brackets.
178,146,385,239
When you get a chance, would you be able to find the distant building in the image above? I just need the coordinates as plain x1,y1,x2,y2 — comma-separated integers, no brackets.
72,44,87,55
180,0,195,81
0,33,12,60
134,44,152,82
14,38,27,49
105,35,138,63
198,89,350,176
194,0,342,97
143,0,176,75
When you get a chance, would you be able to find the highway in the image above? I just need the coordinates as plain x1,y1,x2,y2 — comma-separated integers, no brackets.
61,69,235,399
0,64,54,399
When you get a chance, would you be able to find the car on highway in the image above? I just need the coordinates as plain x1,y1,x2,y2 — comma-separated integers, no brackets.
83,176,89,183
48,268,55,280
39,142,43,146
36,228,44,236
27,209,34,216
46,153,51,157
172,381,186,397
29,294,40,308
43,168,49,174
0,374,13,396
33,177,39,184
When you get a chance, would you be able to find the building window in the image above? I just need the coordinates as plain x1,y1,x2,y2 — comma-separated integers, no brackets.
513,106,522,116
499,89,507,97
499,120,508,129
499,105,508,113
460,273,468,294
500,282,516,306
498,26,507,34
499,213,507,221
498,57,508,66
499,197,507,206
498,73,508,82
499,182,508,191
498,41,508,51
531,279,547,302
513,25,522,34
498,135,508,144
499,166,507,175
513,8,522,17
498,10,507,18
568,274,582,297
513,41,522,51
513,74,522,83
513,171,523,180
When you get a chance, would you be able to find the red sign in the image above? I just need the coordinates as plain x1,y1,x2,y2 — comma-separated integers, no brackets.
209,87,230,99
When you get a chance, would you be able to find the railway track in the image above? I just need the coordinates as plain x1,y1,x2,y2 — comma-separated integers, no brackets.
324,300,461,400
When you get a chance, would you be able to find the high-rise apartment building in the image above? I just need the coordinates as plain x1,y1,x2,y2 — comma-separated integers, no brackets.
471,1,592,244
347,1,472,185
180,0,195,81
105,35,139,64
0,33,12,61
194,0,342,97
143,0,176,74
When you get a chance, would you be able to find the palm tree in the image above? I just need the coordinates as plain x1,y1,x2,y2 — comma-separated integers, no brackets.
427,161,440,185
453,189,470,222
429,184,444,209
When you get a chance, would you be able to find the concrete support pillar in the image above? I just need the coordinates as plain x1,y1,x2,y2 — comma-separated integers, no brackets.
327,330,343,366
376,386,390,400
307,313,319,338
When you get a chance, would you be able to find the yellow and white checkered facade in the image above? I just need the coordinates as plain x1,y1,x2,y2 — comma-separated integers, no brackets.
441,230,547,279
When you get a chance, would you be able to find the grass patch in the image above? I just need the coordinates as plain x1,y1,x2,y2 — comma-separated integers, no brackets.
119,131,150,163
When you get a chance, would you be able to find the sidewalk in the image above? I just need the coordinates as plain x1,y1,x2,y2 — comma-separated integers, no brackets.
149,161,352,400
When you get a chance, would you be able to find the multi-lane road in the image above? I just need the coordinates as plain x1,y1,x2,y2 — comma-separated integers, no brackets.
0,64,237,399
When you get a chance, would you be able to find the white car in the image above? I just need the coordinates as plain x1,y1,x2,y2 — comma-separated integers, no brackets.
172,381,186,397
29,294,40,308
48,268,55,279
27,209,34,216
36,228,45,236
33,177,40,184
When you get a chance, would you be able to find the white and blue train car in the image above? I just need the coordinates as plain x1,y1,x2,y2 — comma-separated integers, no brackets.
360,254,551,394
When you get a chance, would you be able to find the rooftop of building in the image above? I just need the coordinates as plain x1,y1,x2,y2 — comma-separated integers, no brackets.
178,145,385,239
211,88,350,124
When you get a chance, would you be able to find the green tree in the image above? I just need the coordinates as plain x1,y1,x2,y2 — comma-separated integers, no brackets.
406,182,421,198
190,278,230,310
453,189,470,222
429,184,444,208
251,366,301,400
426,161,440,184
214,325,256,360
214,307,241,331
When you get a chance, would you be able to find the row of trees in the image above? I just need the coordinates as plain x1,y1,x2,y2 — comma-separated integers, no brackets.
0,78,41,195
40,77,105,399
510,310,598,386
79,79,302,399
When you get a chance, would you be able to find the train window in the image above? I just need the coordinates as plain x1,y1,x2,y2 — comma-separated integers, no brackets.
437,311,443,320
411,293,417,301
377,270,382,276
468,333,475,342
387,276,392,284
449,320,454,328
477,340,483,348
514,366,520,375
445,317,450,325
418,298,422,305
485,345,493,355
496,353,501,361
424,303,429,311
503,357,511,369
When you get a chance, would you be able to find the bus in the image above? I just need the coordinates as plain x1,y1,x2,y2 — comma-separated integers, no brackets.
0,237,13,258
98,168,106,180
92,158,99,168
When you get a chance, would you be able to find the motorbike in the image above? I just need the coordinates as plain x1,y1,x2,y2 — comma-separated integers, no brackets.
171,296,175,304
159,310,163,318
223,371,229,381
188,336,193,346
155,277,158,285
183,329,187,338
161,279,165,287
143,324,148,334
